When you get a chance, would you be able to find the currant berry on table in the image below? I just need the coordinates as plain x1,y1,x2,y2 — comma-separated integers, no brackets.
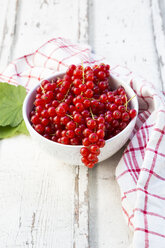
30,63,137,169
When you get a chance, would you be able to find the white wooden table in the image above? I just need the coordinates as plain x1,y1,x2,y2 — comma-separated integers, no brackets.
0,0,165,247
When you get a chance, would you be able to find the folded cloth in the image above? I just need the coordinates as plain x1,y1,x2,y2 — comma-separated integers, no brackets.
0,37,103,91
115,67,165,248
0,38,165,248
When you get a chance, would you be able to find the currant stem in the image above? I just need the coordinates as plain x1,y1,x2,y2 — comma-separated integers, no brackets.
41,85,45,94
61,83,73,102
66,114,73,119
89,107,95,120
125,94,128,111
57,81,63,87
82,61,85,85
124,95,136,110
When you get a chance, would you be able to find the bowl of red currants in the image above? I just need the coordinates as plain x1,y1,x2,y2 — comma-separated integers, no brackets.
23,63,138,168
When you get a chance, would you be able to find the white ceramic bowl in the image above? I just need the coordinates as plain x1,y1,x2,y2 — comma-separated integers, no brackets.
23,72,138,165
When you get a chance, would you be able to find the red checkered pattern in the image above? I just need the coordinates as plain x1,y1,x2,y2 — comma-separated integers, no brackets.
0,38,103,91
114,67,165,247
0,38,165,248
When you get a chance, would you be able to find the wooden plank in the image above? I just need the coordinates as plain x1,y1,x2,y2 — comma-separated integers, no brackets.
77,0,89,43
88,0,162,89
89,149,133,248
0,0,20,71
88,1,163,247
11,0,79,59
73,1,89,247
150,0,165,90
0,136,75,248
73,166,89,248
0,1,8,64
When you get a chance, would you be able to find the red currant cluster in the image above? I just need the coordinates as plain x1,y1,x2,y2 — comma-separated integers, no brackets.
30,63,136,168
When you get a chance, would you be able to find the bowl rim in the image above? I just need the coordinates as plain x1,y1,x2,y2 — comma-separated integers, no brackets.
23,71,139,148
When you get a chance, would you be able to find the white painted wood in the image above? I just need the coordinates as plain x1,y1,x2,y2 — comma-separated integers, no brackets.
10,0,80,60
0,0,164,247
0,136,75,248
77,0,89,43
0,0,20,70
73,166,89,248
150,0,165,90
89,147,133,248
0,1,8,60
89,0,162,89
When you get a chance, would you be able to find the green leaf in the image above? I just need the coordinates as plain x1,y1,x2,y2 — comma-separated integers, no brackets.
0,125,19,139
0,120,29,139
16,120,29,136
0,83,27,127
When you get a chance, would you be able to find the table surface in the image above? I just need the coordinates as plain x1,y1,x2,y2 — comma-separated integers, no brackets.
0,0,165,247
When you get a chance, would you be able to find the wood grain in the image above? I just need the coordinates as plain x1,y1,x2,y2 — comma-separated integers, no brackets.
89,148,132,248
0,136,75,247
73,166,89,248
77,0,89,43
150,0,165,90
88,0,162,89
8,0,79,60
0,0,21,70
